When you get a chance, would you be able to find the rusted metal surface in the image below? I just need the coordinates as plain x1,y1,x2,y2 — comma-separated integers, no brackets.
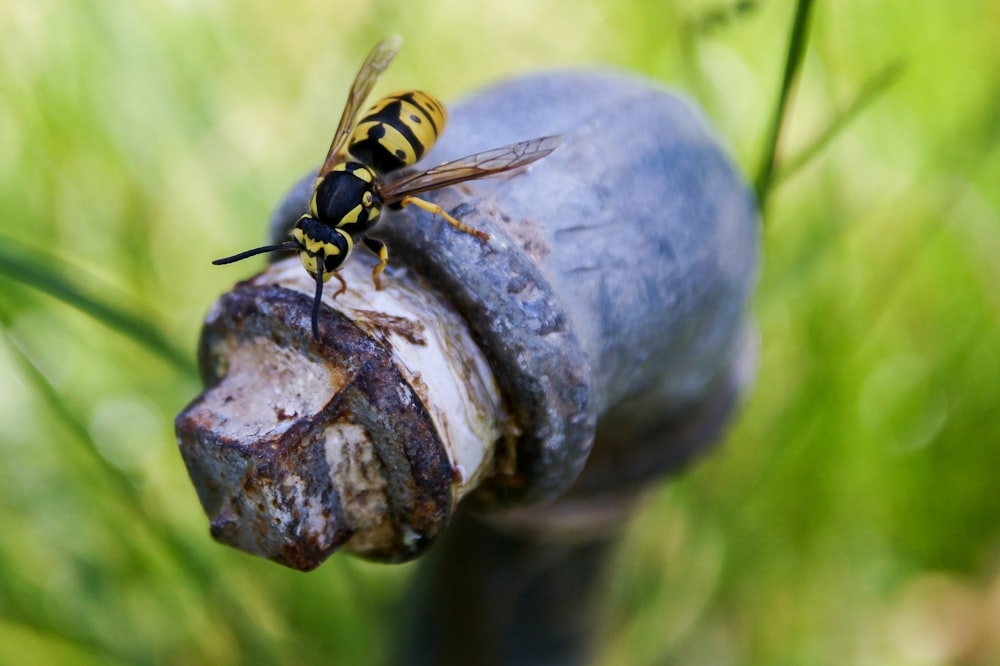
269,72,759,513
387,72,758,664
176,267,501,568
179,68,759,587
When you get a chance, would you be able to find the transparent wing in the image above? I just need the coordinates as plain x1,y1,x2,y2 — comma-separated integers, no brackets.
380,135,562,203
318,34,403,177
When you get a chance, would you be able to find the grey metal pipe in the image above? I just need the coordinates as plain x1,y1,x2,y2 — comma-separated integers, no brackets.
175,70,758,574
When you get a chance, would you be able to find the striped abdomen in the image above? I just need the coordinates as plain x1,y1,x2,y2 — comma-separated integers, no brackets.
345,90,447,174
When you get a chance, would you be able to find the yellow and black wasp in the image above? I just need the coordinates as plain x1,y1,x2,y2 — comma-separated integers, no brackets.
214,34,561,340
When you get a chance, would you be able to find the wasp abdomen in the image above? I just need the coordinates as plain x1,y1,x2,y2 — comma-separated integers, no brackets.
347,91,447,173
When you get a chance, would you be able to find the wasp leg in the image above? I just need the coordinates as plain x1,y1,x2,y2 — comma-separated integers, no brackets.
363,237,389,290
330,271,348,298
400,195,490,241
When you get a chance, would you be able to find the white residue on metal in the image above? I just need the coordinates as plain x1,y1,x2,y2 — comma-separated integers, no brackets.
249,472,337,551
320,420,398,555
262,257,504,501
199,336,339,439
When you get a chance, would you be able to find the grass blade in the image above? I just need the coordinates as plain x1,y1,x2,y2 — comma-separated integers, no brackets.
0,240,195,376
0,320,279,662
775,61,906,185
754,0,817,210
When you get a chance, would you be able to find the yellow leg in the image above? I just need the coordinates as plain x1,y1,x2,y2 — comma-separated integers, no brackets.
330,272,348,298
363,237,389,290
401,195,489,241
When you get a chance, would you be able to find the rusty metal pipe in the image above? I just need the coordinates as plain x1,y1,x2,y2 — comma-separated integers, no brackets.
175,70,758,576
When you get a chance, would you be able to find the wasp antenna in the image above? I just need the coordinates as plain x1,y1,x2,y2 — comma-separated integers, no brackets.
311,256,325,341
212,241,298,265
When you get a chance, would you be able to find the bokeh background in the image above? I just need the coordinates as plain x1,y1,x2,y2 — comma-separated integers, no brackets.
2,0,999,663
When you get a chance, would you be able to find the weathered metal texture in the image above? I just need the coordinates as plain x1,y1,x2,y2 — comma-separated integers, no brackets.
179,67,759,570
269,70,760,508
176,282,456,569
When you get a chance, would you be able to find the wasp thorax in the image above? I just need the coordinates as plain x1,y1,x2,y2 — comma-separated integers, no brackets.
292,218,353,279
312,164,382,238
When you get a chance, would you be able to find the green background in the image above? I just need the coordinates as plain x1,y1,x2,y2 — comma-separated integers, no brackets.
2,0,999,663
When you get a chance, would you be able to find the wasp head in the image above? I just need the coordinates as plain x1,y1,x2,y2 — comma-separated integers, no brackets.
292,216,354,280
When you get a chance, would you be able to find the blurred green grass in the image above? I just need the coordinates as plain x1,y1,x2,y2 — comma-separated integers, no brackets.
2,0,999,664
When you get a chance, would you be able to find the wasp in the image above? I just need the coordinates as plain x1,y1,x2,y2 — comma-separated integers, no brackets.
214,34,561,340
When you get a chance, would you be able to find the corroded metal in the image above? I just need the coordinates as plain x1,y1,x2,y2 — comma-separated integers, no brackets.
269,71,760,511
176,259,504,568
178,69,759,575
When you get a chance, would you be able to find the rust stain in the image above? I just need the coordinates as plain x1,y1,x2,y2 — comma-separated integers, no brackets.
352,309,427,346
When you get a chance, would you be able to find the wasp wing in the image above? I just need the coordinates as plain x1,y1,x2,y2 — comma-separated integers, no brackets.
318,34,403,177
380,135,562,203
